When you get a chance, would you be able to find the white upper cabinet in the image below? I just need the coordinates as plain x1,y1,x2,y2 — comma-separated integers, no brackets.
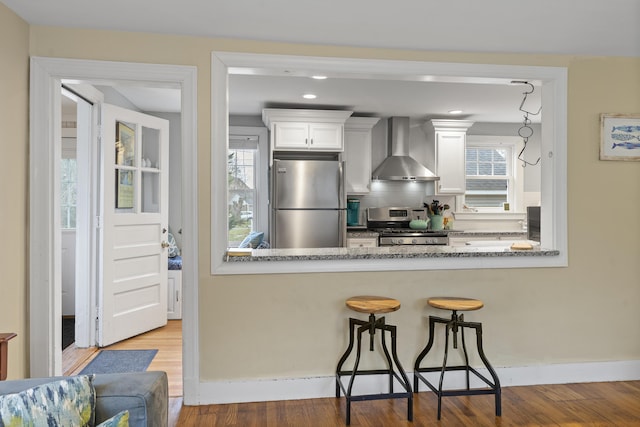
307,123,345,150
344,117,380,194
270,122,309,149
262,109,353,154
426,119,474,195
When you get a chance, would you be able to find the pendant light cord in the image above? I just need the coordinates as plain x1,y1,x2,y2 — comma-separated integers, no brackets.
512,81,541,167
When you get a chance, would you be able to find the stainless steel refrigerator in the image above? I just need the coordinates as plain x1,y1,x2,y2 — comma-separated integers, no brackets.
271,159,346,248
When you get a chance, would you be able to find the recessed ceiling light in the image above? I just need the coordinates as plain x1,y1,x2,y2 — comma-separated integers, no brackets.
311,75,327,80
448,109,463,115
303,94,317,99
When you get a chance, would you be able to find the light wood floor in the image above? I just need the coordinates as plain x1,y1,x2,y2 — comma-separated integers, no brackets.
63,319,183,397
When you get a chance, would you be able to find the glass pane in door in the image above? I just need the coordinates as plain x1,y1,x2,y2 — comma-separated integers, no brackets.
141,126,161,213
141,171,160,213
115,120,137,210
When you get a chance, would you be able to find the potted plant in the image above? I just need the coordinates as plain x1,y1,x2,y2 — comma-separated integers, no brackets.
424,200,449,230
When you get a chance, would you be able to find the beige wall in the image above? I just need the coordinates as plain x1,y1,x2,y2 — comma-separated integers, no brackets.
0,3,29,379
9,20,640,382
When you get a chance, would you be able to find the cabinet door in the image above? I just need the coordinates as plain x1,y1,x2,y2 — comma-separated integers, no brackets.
344,128,371,194
448,236,499,247
436,132,466,194
273,122,310,149
167,271,182,320
308,123,343,150
347,238,378,248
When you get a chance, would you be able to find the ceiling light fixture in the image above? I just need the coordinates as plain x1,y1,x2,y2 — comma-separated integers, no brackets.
448,109,463,115
303,94,317,99
311,75,327,80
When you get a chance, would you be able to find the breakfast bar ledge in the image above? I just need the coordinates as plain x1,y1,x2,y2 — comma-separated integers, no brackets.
226,245,560,262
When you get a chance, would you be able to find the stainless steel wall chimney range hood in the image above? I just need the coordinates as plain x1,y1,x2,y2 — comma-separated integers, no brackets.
372,117,439,182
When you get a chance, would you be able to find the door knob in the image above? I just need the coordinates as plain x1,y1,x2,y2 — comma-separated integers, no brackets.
161,241,170,249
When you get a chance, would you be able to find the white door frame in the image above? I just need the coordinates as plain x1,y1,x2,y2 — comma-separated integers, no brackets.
29,57,200,404
64,84,103,348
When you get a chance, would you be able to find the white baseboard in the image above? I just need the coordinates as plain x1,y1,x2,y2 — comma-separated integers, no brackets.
195,360,640,405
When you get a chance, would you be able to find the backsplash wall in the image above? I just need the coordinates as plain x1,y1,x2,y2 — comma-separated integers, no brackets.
351,181,455,224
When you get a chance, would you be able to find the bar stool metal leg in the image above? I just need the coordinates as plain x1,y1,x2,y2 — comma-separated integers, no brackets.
336,313,413,425
413,314,437,391
414,313,501,420
336,317,357,398
473,321,502,416
387,323,413,421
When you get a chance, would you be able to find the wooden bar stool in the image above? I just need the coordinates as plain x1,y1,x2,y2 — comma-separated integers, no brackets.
335,296,413,425
414,297,501,420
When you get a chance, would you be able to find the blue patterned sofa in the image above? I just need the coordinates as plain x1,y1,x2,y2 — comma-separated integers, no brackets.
0,371,168,426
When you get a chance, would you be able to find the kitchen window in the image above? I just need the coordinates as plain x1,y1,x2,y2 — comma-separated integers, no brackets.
228,139,257,247
463,136,523,212
227,126,269,248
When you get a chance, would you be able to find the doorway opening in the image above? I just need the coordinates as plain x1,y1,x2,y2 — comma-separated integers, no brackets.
59,85,184,396
29,57,199,404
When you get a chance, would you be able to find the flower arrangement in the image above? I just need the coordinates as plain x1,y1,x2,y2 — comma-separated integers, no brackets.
425,200,450,216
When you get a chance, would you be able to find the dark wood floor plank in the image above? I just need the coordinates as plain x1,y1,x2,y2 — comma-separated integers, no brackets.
170,381,640,426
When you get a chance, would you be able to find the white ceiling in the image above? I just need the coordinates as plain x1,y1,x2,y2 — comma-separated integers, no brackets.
228,74,542,123
95,69,543,124
10,0,636,122
3,0,639,57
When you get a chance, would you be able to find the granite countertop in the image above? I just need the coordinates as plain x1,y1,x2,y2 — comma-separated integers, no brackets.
347,229,527,238
226,244,558,262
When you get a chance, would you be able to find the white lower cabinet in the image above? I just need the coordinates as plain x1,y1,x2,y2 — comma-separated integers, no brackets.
347,237,378,248
167,270,182,320
448,234,527,247
448,236,499,247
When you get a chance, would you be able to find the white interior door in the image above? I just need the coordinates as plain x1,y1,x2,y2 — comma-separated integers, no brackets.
99,103,169,347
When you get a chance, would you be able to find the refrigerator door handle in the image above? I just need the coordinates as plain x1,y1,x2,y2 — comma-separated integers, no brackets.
339,209,346,247
339,161,346,208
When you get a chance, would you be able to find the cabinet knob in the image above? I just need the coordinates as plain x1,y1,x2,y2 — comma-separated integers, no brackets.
161,241,170,249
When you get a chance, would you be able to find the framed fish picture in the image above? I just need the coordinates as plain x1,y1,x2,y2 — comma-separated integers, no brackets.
600,113,640,161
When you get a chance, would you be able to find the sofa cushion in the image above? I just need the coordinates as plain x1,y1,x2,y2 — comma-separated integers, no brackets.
97,409,129,427
0,375,95,426
239,231,264,248
93,371,168,427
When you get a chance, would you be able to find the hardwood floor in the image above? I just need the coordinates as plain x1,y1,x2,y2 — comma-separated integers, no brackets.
171,380,640,426
63,319,182,397
64,326,640,425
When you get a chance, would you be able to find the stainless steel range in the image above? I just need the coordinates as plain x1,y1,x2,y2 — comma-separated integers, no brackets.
367,207,449,246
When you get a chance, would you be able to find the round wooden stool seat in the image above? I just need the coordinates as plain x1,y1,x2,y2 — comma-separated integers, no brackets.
428,297,483,312
346,296,401,314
